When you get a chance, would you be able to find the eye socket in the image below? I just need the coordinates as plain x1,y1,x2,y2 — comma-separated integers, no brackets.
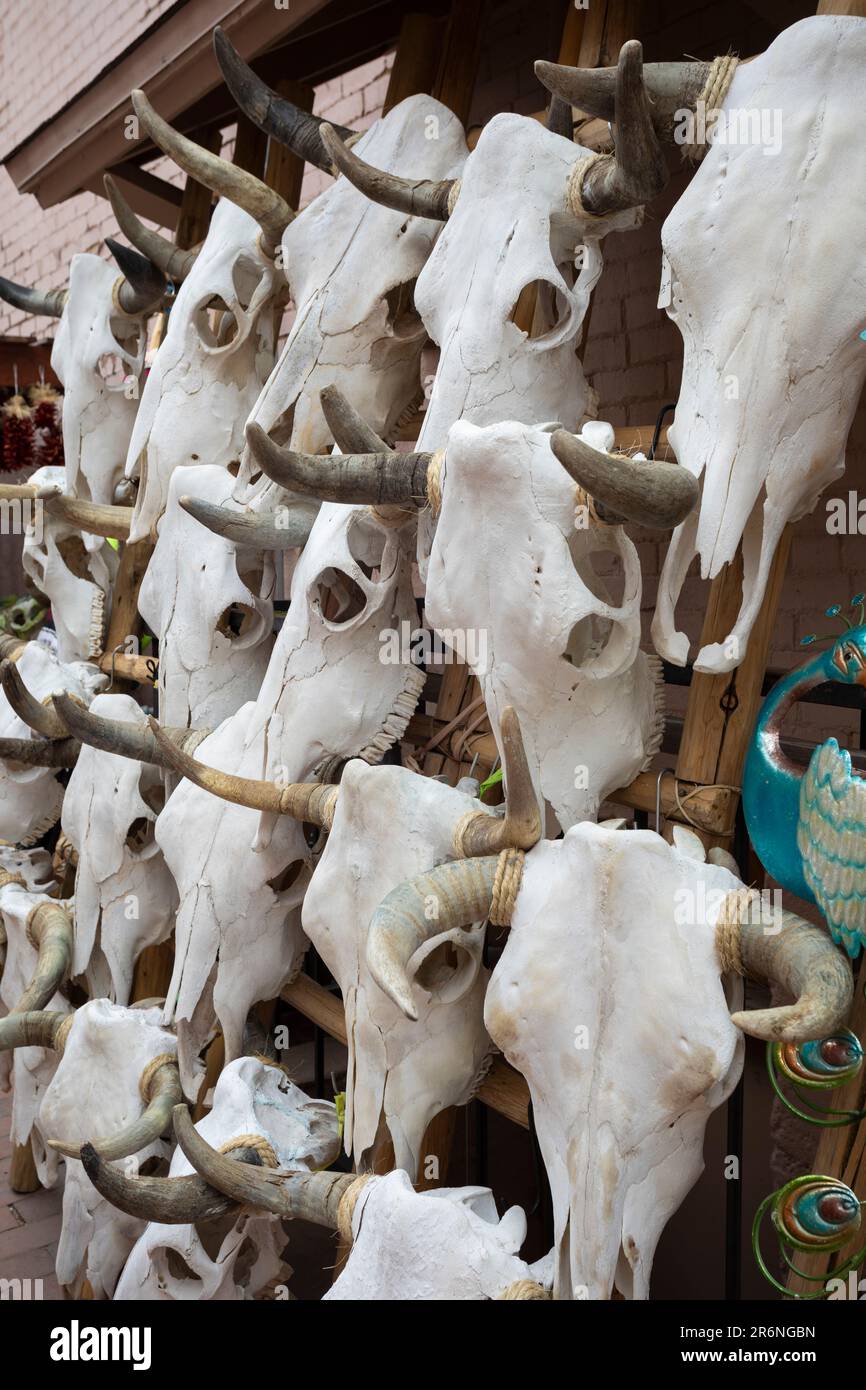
313,568,368,624
508,277,572,340
96,353,128,386
125,818,153,854
384,279,423,339
216,602,257,640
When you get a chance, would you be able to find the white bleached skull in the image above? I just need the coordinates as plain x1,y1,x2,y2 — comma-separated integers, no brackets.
114,1057,339,1301
0,642,106,846
326,1171,546,1300
126,199,283,542
138,465,275,729
234,94,468,510
156,503,424,1092
653,15,866,674
302,760,494,1177
21,465,117,664
38,999,177,1298
50,253,147,505
427,420,663,829
61,694,177,1003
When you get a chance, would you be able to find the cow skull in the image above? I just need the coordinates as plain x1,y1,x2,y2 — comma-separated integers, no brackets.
60,694,177,1002
114,1056,338,1300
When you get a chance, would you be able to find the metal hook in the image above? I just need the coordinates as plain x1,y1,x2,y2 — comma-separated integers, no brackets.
655,766,677,834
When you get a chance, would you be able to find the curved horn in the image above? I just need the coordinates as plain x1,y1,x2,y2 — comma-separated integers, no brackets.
550,429,698,530
131,89,293,251
0,636,27,661
247,421,433,508
319,385,390,454
79,1141,250,1224
319,122,456,223
173,1104,354,1224
105,237,167,315
535,56,710,140
367,856,503,1020
146,717,339,826
104,174,198,282
213,26,355,175
726,909,854,1042
453,707,541,855
571,41,668,217
14,902,73,1014
41,492,133,540
0,660,72,739
0,1010,68,1052
178,494,318,551
0,275,67,319
51,692,210,769
50,1057,183,1162
546,94,574,140
0,736,79,767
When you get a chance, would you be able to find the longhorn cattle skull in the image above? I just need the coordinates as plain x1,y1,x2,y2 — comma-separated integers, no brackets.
60,694,177,1002
114,1056,339,1300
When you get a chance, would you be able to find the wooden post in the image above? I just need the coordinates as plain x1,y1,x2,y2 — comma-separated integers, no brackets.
264,81,315,207
384,13,448,114
8,1137,40,1194
432,0,488,125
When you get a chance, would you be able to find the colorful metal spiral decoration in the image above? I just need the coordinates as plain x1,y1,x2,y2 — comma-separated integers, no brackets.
767,1029,866,1127
753,1175,866,1298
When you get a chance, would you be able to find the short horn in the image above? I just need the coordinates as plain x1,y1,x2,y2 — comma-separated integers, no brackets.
319,122,456,222
571,41,668,217
724,907,854,1042
0,736,79,767
213,26,355,175
535,56,710,140
43,493,133,540
79,1141,250,1224
104,174,198,282
173,1104,355,1224
146,717,339,826
178,494,318,551
0,275,67,319
1,660,72,739
131,89,293,251
367,857,503,1020
247,422,433,508
453,707,541,856
319,385,389,454
105,237,167,315
0,1010,68,1052
50,1057,183,1162
550,429,698,529
14,902,73,1014
51,692,209,769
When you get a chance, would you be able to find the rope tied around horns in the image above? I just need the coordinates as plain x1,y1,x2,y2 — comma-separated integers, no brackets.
138,1053,177,1104
714,887,763,978
685,53,740,163
337,1173,375,1244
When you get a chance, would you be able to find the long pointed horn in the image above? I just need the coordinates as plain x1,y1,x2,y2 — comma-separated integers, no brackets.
0,1010,68,1052
367,857,504,1020
178,494,318,551
40,490,133,540
319,122,456,222
173,1104,354,1224
319,385,390,454
146,717,339,826
213,26,355,175
570,41,668,217
105,237,167,315
0,736,79,767
79,1141,251,1224
535,56,710,140
14,902,73,1014
104,174,198,282
722,906,854,1042
453,707,541,855
50,1057,183,1162
0,275,67,319
0,660,72,739
51,693,210,768
247,422,434,508
550,429,698,529
131,90,293,251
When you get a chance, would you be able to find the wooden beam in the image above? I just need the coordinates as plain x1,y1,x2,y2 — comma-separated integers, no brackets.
264,81,316,209
432,0,488,126
383,12,448,114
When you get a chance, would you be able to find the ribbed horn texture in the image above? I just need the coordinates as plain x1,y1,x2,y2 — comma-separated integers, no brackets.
319,385,390,453
50,1058,183,1161
247,421,432,507
728,910,854,1042
319,122,455,222
105,237,167,315
213,25,355,174
366,857,501,1020
0,660,71,739
173,1104,354,1224
14,902,73,1014
571,41,668,217
178,494,318,551
131,89,293,250
550,429,699,530
0,275,67,319
104,174,198,282
0,1010,67,1053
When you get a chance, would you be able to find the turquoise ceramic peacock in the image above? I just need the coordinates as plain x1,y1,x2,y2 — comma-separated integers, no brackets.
743,597,866,959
